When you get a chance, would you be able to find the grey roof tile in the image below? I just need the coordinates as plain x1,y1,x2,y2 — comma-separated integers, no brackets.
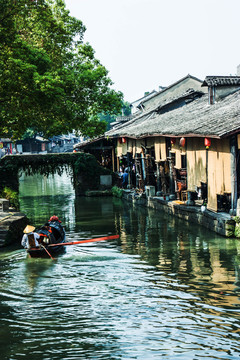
202,76,240,87
106,90,240,139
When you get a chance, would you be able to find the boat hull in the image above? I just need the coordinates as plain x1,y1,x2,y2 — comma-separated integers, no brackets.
27,221,66,258
28,245,65,258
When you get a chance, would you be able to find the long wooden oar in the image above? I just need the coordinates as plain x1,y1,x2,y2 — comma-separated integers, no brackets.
40,244,55,260
48,234,119,247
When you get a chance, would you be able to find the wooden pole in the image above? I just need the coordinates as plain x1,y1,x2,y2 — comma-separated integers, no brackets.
48,234,120,247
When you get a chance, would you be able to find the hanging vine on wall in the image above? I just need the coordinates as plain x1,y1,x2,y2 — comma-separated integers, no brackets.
0,152,117,197
0,153,78,177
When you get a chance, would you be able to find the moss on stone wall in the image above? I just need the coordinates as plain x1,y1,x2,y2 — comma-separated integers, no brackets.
0,152,117,197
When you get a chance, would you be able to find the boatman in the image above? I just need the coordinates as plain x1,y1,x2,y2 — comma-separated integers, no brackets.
21,225,40,249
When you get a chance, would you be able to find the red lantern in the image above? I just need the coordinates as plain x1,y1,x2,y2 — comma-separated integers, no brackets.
122,137,126,143
171,138,176,145
118,138,122,144
204,137,211,149
179,137,186,147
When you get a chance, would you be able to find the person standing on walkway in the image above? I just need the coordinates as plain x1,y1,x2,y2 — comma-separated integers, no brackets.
122,168,128,189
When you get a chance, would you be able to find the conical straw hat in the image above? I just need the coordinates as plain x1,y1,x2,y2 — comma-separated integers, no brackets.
23,225,36,234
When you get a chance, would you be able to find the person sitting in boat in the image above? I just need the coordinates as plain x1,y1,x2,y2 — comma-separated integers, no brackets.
43,215,62,229
21,225,40,249
48,215,62,224
41,215,64,242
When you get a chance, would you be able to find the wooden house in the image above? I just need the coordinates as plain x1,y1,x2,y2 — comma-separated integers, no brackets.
16,136,50,154
106,75,240,214
138,74,205,112
74,136,117,171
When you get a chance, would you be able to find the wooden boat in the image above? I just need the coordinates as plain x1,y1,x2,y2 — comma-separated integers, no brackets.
27,230,120,259
27,220,66,258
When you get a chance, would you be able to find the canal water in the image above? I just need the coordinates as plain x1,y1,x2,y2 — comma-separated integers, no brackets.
0,171,240,359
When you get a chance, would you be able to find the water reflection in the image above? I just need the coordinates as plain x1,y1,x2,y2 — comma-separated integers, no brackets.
116,203,240,310
0,171,239,359
19,171,75,229
23,258,55,293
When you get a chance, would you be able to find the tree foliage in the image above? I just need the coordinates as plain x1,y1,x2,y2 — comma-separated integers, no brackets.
0,0,123,139
99,100,132,130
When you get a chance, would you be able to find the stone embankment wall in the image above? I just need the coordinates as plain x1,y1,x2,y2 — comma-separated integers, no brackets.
122,190,234,237
0,202,28,247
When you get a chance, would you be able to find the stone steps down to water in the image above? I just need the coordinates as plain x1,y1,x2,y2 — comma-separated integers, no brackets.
0,211,28,247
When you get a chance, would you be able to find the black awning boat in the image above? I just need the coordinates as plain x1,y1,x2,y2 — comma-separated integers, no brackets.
27,220,66,258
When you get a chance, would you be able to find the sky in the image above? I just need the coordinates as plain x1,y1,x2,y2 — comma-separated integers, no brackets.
64,0,240,103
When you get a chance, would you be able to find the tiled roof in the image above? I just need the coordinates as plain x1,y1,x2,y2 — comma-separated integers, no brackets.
74,136,105,148
131,90,158,105
155,88,204,113
202,76,240,87
140,74,203,105
106,90,240,139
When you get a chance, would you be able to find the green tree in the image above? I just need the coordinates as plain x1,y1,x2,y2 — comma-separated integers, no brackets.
0,0,123,139
122,101,132,116
99,100,132,130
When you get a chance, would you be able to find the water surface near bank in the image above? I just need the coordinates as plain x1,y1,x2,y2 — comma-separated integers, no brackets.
0,172,239,359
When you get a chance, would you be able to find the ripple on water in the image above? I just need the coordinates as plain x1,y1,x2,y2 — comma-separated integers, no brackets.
1,188,240,360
